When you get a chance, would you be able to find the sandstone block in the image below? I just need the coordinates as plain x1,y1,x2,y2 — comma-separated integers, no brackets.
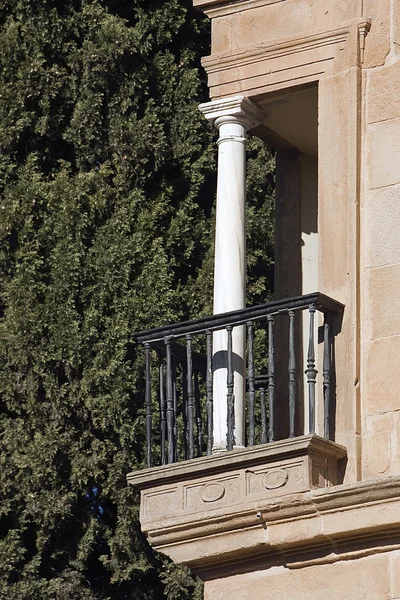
364,263,400,340
366,411,393,434
390,550,400,598
363,0,390,68
395,2,400,59
363,415,392,478
211,16,232,55
367,62,400,124
266,514,322,548
318,74,349,296
367,118,400,189
390,411,400,476
205,553,391,600
363,184,400,268
362,336,400,417
321,497,400,537
229,0,361,52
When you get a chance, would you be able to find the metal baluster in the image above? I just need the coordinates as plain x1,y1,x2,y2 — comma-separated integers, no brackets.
194,371,203,456
323,314,331,439
288,310,296,438
144,343,152,468
305,305,317,434
186,335,195,459
206,330,213,455
267,315,275,442
165,336,175,464
172,357,178,463
247,321,255,446
182,363,188,460
260,387,267,444
226,326,235,451
158,353,166,466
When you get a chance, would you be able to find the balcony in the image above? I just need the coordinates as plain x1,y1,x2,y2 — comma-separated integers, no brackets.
128,293,347,571
134,292,343,467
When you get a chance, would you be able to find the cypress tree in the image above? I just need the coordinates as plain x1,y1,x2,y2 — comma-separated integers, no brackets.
0,1,274,598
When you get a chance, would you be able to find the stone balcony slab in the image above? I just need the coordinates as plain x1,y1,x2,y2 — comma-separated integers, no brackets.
128,435,346,569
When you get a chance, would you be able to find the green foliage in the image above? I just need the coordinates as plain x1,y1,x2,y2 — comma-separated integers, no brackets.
0,0,274,598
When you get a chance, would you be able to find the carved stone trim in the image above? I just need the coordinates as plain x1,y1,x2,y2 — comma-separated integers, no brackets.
358,19,372,64
203,27,349,74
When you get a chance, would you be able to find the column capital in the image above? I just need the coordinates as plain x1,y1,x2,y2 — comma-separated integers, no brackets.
199,95,265,132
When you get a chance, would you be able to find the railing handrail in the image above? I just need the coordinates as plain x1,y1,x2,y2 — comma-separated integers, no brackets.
135,292,344,343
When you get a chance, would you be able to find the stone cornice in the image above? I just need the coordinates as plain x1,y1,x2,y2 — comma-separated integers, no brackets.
202,27,350,74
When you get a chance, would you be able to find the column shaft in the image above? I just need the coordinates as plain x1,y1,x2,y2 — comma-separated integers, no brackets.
199,96,264,452
213,117,247,450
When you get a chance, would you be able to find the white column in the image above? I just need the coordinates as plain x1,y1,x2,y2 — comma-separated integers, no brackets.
199,96,264,451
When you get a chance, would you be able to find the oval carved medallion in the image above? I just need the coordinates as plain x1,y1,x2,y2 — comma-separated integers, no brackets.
201,482,225,503
263,469,288,490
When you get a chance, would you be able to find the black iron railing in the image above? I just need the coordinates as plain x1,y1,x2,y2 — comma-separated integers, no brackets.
136,292,343,467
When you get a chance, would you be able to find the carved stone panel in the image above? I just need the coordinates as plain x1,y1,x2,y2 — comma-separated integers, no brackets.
184,474,241,512
143,485,179,521
245,458,307,499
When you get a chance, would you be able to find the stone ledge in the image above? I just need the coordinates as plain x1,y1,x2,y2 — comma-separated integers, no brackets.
127,434,346,489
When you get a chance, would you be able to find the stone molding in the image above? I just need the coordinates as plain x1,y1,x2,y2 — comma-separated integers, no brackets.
203,20,371,99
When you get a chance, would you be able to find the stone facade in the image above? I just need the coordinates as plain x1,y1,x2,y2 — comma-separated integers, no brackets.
129,0,400,597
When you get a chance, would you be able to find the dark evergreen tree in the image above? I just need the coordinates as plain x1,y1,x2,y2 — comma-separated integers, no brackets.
0,1,274,598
